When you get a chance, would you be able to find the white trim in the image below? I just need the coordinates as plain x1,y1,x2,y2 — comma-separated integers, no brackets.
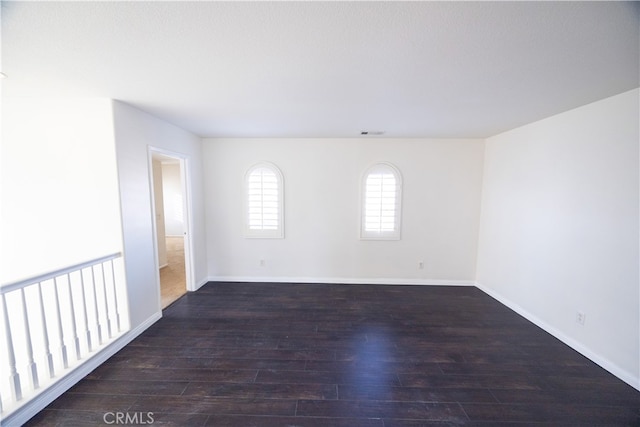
148,147,196,299
475,281,640,392
1,252,122,292
179,156,196,292
205,276,475,287
1,312,162,427
194,277,210,291
147,149,164,311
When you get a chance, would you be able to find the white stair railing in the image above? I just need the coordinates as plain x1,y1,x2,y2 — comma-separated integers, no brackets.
0,253,129,419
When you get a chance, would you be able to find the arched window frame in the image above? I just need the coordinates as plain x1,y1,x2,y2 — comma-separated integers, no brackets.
244,162,284,238
360,162,402,240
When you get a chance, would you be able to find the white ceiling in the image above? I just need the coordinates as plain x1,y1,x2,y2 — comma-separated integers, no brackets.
2,1,638,139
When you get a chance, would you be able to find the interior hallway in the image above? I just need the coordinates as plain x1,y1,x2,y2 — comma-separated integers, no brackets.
160,236,186,309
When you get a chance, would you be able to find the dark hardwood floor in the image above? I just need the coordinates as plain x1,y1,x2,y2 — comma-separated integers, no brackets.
26,282,640,426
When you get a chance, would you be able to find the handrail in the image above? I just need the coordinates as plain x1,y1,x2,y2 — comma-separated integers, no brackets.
0,252,122,294
1,250,128,421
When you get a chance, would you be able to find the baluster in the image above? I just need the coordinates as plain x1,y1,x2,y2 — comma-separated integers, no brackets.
37,283,54,378
20,288,39,390
78,269,92,352
66,274,81,361
100,263,113,339
53,278,68,369
2,293,22,401
90,266,103,345
109,259,121,333
0,253,126,417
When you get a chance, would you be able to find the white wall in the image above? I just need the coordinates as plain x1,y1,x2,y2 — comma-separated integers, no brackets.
161,162,184,236
1,98,132,424
1,97,122,285
112,101,207,329
476,89,640,388
203,138,485,284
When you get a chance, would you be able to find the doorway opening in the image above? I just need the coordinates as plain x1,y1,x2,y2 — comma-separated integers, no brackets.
150,149,192,309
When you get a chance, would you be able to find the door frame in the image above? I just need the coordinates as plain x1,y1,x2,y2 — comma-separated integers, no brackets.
147,146,195,305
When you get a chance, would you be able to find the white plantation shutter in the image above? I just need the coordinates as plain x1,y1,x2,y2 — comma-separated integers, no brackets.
361,163,402,240
245,163,284,238
365,172,396,232
248,168,278,230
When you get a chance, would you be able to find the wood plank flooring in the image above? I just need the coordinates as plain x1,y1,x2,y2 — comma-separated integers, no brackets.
26,282,640,426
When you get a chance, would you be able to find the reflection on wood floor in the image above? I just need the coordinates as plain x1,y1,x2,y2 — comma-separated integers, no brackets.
160,236,186,309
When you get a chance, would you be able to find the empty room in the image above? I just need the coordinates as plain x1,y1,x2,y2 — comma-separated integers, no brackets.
1,1,639,426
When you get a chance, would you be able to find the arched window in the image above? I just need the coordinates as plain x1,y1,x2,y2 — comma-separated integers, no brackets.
361,162,402,240
244,162,284,238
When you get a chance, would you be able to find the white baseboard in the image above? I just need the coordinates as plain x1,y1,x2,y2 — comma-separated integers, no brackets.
1,312,163,427
193,277,210,291
205,276,476,287
475,282,640,392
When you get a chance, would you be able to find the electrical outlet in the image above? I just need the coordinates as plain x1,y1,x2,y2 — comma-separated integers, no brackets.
418,261,424,270
259,259,265,267
576,311,586,326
